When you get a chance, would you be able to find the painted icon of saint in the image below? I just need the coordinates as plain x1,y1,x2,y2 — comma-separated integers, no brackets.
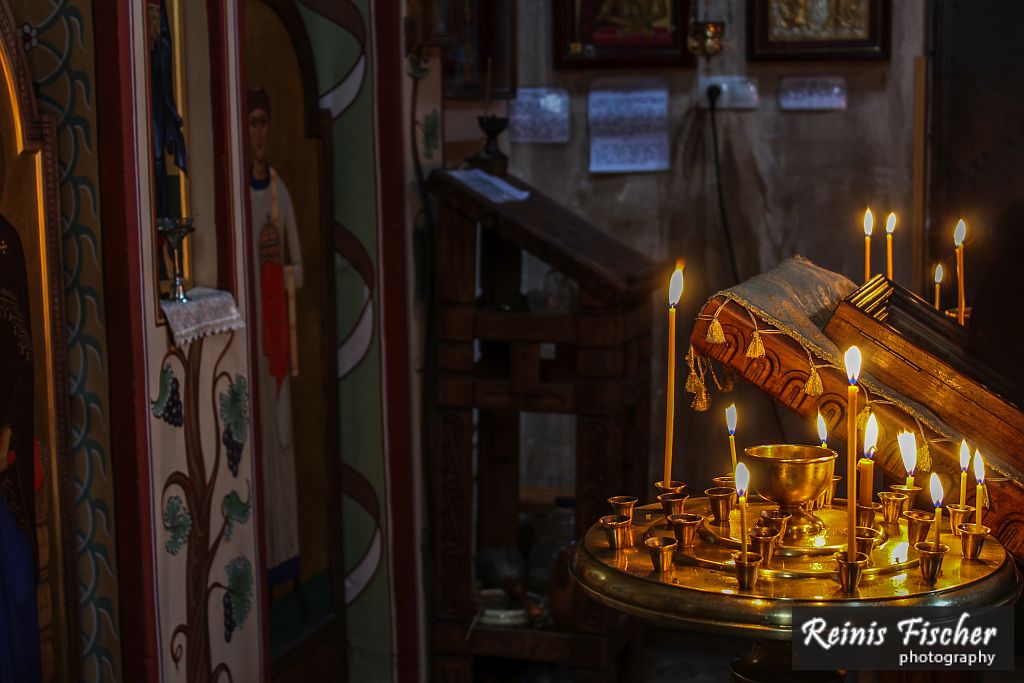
247,88,304,587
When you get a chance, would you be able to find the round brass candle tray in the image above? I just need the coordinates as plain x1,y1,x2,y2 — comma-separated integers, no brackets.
573,497,1021,639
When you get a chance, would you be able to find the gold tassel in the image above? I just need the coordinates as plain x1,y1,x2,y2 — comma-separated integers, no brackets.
804,365,823,396
856,406,872,432
715,368,735,393
685,344,696,367
982,483,990,510
691,387,710,412
916,441,931,472
706,317,725,344
685,369,701,394
745,330,765,358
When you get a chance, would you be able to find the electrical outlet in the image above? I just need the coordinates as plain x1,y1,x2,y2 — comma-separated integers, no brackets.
698,76,759,110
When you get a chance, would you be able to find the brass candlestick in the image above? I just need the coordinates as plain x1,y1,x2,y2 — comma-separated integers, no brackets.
854,526,881,563
732,551,761,590
958,523,990,560
891,484,922,511
668,513,702,548
600,514,632,549
658,492,688,518
655,480,687,497
156,217,196,303
759,509,792,538
878,491,908,524
856,502,882,528
608,496,638,521
646,536,677,573
748,527,780,567
946,504,975,537
834,551,869,593
903,510,933,544
705,487,735,524
916,541,949,582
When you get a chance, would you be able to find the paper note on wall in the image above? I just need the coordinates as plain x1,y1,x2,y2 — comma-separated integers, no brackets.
509,88,571,143
588,76,670,174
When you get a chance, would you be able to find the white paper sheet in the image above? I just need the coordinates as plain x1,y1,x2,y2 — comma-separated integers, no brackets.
508,87,570,144
588,76,670,174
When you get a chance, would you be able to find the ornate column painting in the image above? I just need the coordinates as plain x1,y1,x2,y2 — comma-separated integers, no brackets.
0,0,84,680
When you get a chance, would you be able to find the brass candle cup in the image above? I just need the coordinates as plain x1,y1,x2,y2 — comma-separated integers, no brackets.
891,484,921,511
668,513,702,548
599,514,633,549
856,501,882,528
878,491,908,524
607,495,638,521
946,504,975,537
903,510,933,544
957,523,990,560
748,526,780,567
834,551,869,593
657,492,689,518
705,487,735,525
759,509,792,538
712,475,737,504
731,551,762,590
915,541,949,583
854,526,881,562
654,480,687,497
645,536,677,573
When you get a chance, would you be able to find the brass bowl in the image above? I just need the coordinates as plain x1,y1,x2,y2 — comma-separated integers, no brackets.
743,445,838,538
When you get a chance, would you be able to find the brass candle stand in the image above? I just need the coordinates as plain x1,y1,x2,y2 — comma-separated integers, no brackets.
573,445,1021,679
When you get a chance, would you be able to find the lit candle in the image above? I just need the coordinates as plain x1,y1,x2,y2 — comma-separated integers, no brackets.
934,264,944,310
817,411,827,447
897,431,917,490
863,209,874,283
663,266,684,485
958,440,970,507
954,219,967,325
930,472,944,547
736,462,750,559
858,413,878,505
886,212,896,279
973,451,985,528
844,346,862,561
726,404,738,473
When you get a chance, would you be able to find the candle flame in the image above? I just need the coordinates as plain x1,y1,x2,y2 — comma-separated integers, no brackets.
725,403,737,434
735,462,750,498
959,440,970,472
817,412,827,444
886,212,896,234
863,209,874,236
897,431,917,475
668,267,684,307
929,472,944,508
973,450,985,484
934,263,944,284
954,219,966,247
844,346,862,384
863,413,878,458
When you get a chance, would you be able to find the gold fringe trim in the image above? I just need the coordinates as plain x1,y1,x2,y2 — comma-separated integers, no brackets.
804,365,823,396
706,317,725,344
745,330,765,358
916,440,932,472
691,387,710,411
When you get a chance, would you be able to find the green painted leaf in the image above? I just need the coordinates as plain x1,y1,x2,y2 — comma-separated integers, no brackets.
151,365,172,418
218,374,249,443
225,556,253,628
163,495,191,555
222,481,252,542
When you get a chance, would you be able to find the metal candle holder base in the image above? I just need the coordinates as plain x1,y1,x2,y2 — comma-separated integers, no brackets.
958,523,990,560
732,551,762,590
758,509,791,538
608,495,638,521
600,514,632,549
903,510,933,544
834,551,869,593
915,542,949,582
946,504,975,536
646,536,677,573
891,484,921,511
706,487,735,524
658,492,689,517
856,502,882,528
748,527,780,567
668,513,702,548
879,491,908,523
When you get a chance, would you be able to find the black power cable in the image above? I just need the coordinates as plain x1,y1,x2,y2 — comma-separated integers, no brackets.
706,84,741,285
